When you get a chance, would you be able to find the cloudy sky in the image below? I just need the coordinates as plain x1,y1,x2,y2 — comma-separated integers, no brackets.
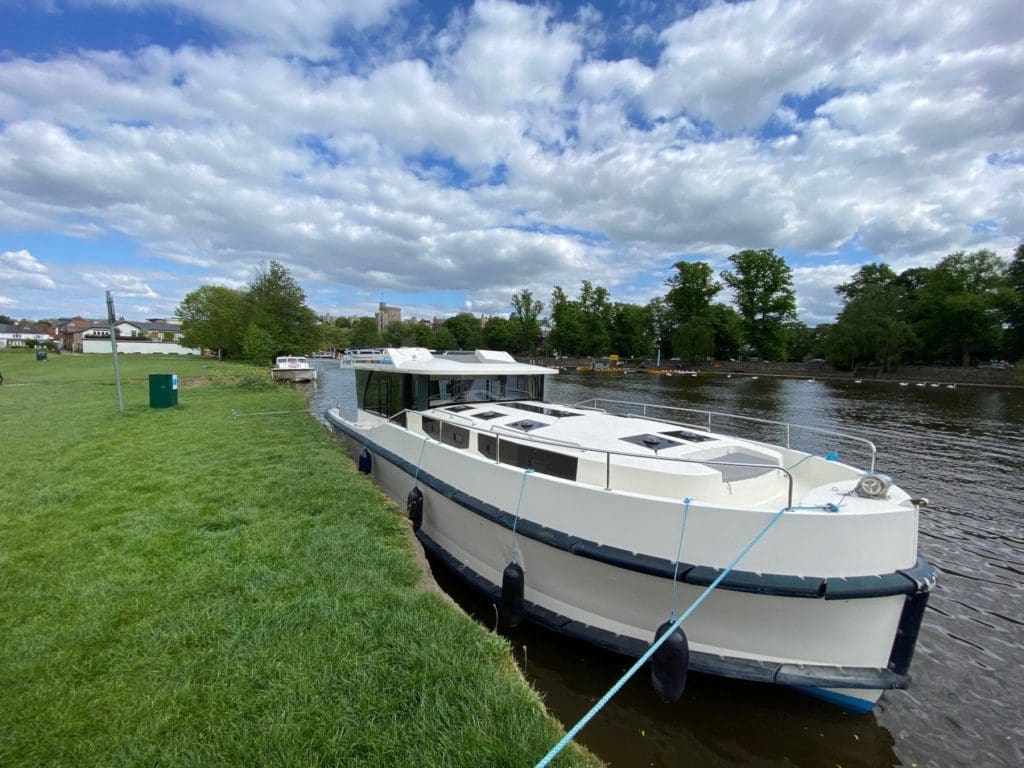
1,0,1021,325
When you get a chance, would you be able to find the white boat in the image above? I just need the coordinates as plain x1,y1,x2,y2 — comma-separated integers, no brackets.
325,348,935,714
271,355,317,382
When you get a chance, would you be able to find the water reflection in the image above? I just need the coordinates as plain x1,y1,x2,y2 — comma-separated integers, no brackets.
311,362,1023,767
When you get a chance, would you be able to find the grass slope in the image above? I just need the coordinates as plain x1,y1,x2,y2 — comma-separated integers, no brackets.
0,351,597,767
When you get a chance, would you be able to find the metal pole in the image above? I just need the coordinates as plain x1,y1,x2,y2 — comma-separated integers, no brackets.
106,290,124,413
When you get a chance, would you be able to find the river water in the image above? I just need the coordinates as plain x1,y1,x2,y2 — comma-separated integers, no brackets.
308,362,1023,767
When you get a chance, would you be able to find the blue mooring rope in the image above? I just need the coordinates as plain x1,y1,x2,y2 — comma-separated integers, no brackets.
533,504,789,768
510,468,534,564
413,435,429,484
669,497,692,620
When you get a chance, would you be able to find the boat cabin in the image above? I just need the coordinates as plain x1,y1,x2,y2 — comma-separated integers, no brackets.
345,348,553,419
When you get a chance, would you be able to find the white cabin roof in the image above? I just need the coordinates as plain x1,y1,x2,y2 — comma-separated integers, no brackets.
343,348,557,376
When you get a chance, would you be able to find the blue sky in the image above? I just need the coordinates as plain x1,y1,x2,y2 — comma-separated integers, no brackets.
1,0,1021,325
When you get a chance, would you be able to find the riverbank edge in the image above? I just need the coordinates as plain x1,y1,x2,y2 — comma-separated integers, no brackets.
528,357,1024,389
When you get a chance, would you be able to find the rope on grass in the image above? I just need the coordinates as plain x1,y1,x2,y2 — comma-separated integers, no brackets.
230,408,316,418
532,504,789,768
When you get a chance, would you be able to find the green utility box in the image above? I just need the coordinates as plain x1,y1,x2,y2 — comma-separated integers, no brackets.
149,373,179,408
36,350,47,361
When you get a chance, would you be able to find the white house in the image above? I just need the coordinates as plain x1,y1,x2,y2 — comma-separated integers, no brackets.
0,324,51,348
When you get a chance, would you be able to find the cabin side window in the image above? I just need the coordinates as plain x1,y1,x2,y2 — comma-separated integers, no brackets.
426,374,545,406
356,371,412,418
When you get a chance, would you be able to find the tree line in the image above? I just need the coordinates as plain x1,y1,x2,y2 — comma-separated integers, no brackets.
177,243,1024,368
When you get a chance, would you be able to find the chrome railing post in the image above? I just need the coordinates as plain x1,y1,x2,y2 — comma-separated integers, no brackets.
605,452,611,491
785,424,791,449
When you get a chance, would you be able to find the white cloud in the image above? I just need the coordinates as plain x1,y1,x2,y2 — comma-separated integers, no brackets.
0,0,1021,322
0,250,57,290
80,0,409,54
81,272,158,298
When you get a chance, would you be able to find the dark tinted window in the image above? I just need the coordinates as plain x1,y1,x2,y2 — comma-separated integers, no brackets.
499,442,578,481
422,416,440,439
441,422,469,449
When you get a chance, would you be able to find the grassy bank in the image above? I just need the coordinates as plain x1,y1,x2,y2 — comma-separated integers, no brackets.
0,350,596,767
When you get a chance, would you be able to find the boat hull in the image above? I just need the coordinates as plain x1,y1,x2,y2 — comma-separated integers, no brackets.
327,413,931,713
271,368,316,382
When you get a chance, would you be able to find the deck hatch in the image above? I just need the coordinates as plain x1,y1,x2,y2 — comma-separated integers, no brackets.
445,404,475,413
472,411,505,420
705,450,779,481
507,419,547,432
505,402,580,418
659,429,714,443
621,433,678,451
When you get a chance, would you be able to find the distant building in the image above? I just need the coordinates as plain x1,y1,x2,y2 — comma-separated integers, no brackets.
0,324,50,348
56,317,199,354
375,301,401,332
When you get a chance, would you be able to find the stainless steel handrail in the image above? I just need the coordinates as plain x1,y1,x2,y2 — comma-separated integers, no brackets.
381,406,794,508
574,397,878,473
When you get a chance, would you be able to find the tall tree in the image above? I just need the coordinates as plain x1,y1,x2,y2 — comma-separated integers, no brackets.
610,302,654,359
720,249,797,360
665,261,720,324
443,312,484,350
176,284,246,358
578,280,613,355
825,263,913,369
349,317,381,348
243,261,320,364
911,250,1009,366
509,289,544,354
1005,242,1024,361
482,316,516,351
548,285,585,356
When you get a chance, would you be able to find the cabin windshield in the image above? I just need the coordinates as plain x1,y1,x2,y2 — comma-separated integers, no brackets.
427,375,544,407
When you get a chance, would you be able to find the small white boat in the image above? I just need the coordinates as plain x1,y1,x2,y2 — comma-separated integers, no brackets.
325,348,935,714
271,355,317,382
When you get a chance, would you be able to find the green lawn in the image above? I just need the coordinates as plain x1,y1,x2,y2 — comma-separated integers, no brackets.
0,350,597,767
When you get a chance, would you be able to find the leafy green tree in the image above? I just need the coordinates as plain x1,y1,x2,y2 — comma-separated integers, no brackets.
242,324,276,365
578,280,613,355
836,263,899,301
665,261,720,324
910,250,1009,366
482,316,516,351
430,326,457,349
610,303,653,359
826,263,913,369
548,286,586,356
707,304,745,360
645,297,674,360
320,324,352,351
243,261,320,363
510,289,544,354
1005,242,1024,361
177,284,246,358
334,316,352,328
444,313,484,350
349,317,381,348
782,320,816,362
383,321,410,347
672,317,714,363
827,285,915,370
720,249,797,360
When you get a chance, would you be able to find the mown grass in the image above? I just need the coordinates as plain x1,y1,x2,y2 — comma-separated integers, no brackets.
0,350,597,767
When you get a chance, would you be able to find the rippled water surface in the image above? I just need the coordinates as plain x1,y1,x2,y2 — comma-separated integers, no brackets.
310,362,1024,767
